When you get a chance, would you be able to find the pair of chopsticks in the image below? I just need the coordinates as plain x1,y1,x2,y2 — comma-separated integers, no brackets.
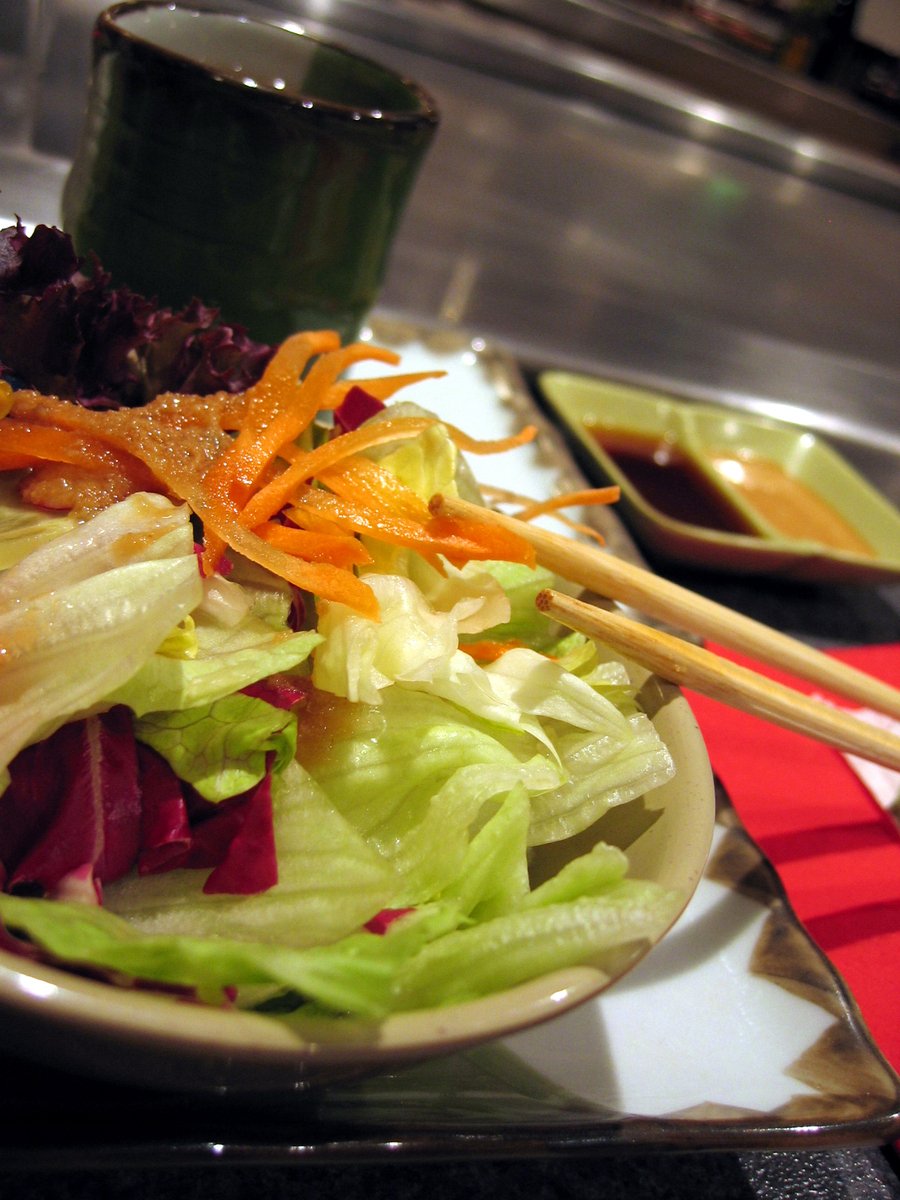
430,494,900,772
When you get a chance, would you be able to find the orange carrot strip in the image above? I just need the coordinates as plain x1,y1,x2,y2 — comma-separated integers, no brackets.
289,485,423,535
243,329,341,422
199,344,403,568
551,517,607,547
319,458,538,563
310,454,434,525
513,486,620,521
0,421,127,468
194,502,379,617
283,484,451,571
423,514,537,567
201,341,401,516
0,453,39,470
8,390,233,466
0,420,160,498
513,486,620,548
263,341,401,446
255,520,373,569
475,483,611,547
310,468,535,566
282,503,354,539
237,416,436,529
200,331,341,510
323,371,446,406
294,497,448,575
444,423,538,455
458,639,526,662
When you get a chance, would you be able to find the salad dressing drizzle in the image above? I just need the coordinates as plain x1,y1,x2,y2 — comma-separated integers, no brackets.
293,687,359,772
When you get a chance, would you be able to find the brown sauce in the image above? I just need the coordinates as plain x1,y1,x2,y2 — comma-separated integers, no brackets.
710,453,875,557
587,426,756,535
294,688,359,773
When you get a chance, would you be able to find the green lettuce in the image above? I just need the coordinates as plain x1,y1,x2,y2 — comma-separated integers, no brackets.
311,572,674,850
389,882,681,1010
0,858,679,1015
0,493,203,791
107,556,321,716
0,890,458,1016
0,472,77,570
134,693,298,802
105,761,399,951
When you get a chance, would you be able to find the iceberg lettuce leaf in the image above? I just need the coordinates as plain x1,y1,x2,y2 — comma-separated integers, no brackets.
0,491,193,603
389,882,682,1010
439,783,531,919
0,871,680,1017
0,472,77,570
0,890,459,1016
298,686,560,903
0,494,203,791
109,554,320,716
105,761,400,951
459,560,560,649
134,694,298,802
108,626,321,716
527,713,676,845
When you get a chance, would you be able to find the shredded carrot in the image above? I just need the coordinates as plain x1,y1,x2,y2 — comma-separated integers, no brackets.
282,503,356,539
243,330,340,422
255,521,373,569
458,639,525,662
475,483,620,547
0,453,38,471
194,502,380,617
196,340,409,580
310,453,436,523
199,330,340,513
311,464,536,567
0,420,142,472
444,423,538,455
237,416,437,530
200,339,399,502
0,417,162,504
252,341,400,445
512,486,620,521
3,334,548,617
323,371,446,407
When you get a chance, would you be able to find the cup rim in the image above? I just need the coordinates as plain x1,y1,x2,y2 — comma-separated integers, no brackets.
97,0,440,130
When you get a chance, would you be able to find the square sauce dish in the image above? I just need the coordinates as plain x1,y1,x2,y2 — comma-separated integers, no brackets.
538,372,900,585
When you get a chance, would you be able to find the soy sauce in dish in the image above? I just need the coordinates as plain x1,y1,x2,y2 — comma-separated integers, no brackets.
587,426,756,535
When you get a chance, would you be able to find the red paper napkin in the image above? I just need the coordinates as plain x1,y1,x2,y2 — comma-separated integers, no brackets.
685,642,900,1077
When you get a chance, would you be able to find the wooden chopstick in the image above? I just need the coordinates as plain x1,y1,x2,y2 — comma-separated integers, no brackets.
537,589,900,771
430,493,900,723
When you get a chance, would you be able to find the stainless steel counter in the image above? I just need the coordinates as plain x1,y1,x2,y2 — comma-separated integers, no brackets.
465,0,900,167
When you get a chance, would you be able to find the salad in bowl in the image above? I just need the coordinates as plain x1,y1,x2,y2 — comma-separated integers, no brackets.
0,225,713,1089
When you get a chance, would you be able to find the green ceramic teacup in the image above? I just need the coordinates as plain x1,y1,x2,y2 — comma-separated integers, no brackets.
61,1,439,344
